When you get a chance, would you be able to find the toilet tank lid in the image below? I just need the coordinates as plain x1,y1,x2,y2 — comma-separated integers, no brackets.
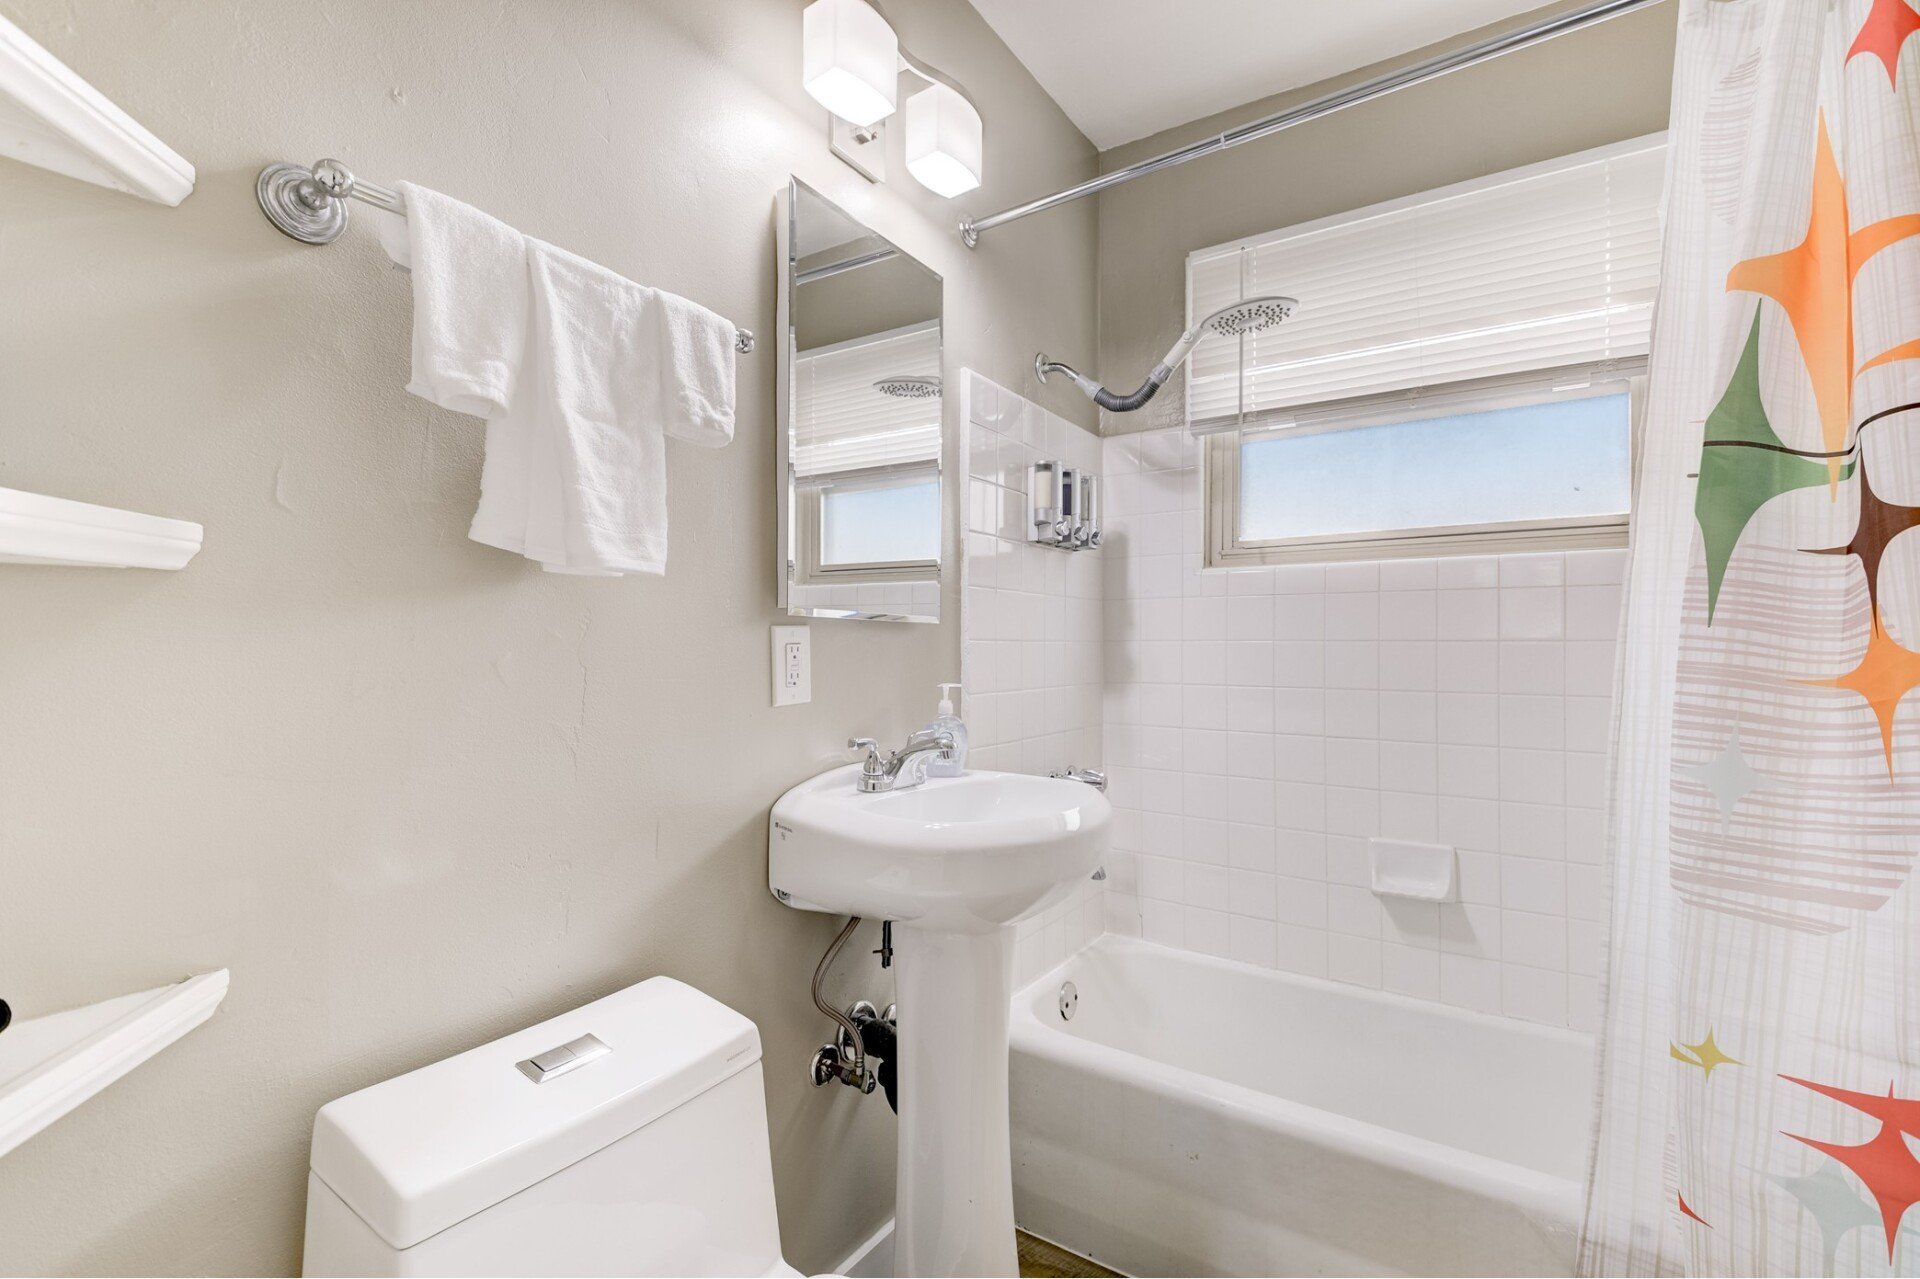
309,976,763,1251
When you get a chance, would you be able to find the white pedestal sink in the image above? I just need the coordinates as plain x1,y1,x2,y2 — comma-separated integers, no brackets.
769,766,1109,1278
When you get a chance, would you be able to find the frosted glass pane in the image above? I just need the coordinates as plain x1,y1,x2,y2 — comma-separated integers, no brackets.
1239,393,1630,543
822,480,939,565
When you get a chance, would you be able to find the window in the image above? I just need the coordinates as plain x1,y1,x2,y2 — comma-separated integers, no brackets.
1193,135,1663,565
817,473,940,568
792,322,941,581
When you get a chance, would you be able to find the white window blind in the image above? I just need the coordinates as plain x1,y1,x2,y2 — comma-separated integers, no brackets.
1185,134,1665,437
793,322,941,479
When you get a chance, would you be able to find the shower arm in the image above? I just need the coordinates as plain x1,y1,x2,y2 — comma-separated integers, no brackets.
1037,296,1294,414
1037,315,1217,412
1035,354,1173,414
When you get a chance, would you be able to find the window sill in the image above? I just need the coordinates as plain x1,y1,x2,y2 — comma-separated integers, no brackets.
1207,518,1627,569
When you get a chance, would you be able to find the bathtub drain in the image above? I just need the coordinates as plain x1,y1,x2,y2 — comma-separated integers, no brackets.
1058,980,1078,1021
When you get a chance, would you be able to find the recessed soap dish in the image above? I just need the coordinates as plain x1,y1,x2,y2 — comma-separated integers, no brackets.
1369,838,1458,903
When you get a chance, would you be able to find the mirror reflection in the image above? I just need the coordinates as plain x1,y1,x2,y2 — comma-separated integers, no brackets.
780,178,944,623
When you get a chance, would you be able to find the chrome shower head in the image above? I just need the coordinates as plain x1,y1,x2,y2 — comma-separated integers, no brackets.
1036,294,1299,413
1203,295,1296,339
873,375,943,399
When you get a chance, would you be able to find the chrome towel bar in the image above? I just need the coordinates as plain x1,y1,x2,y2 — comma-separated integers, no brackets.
255,159,754,354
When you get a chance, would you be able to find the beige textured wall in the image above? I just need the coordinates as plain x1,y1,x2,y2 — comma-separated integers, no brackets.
0,1,1093,1273
1083,0,1679,437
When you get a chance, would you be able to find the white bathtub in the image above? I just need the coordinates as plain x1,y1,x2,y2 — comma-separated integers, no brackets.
1008,936,1593,1277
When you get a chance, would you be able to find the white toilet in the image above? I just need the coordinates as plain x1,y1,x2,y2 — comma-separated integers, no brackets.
301,977,801,1277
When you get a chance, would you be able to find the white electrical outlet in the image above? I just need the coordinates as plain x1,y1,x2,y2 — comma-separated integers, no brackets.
771,625,811,707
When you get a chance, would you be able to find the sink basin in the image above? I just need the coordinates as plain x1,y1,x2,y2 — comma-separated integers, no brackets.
769,764,1110,1278
770,765,1108,932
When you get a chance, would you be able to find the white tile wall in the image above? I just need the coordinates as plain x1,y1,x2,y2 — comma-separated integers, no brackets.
788,579,941,613
1094,426,1623,1031
959,371,1106,984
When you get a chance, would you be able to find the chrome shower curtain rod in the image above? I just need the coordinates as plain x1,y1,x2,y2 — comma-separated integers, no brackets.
957,0,1671,247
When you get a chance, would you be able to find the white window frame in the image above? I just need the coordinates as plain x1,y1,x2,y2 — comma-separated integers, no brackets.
1193,133,1660,568
795,465,941,585
1204,377,1639,568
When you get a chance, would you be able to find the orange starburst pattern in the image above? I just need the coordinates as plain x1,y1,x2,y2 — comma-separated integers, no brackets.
1861,335,1920,372
1849,0,1920,87
1803,614,1920,776
1782,1075,1920,1260
1678,1192,1713,1228
1725,114,1920,481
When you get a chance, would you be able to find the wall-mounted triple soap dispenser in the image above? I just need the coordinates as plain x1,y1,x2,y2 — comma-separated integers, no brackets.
1029,462,1100,551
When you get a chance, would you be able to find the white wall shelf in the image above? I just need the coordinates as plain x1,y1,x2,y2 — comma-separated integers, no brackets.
0,971,228,1160
0,487,203,569
0,12,193,205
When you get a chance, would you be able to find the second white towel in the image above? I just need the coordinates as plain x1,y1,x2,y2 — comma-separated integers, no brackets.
386,182,737,576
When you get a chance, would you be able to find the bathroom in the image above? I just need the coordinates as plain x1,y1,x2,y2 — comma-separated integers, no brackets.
4,0,1911,1275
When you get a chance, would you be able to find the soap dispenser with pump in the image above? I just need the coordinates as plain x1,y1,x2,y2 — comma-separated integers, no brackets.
925,683,968,777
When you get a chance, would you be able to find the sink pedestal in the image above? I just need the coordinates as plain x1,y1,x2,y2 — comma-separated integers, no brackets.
767,766,1110,1279
893,925,1017,1278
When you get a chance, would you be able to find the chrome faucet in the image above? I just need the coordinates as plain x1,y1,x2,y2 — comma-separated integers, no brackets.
849,730,956,793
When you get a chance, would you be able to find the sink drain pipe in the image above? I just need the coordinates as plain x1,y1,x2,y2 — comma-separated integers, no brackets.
852,1006,900,1113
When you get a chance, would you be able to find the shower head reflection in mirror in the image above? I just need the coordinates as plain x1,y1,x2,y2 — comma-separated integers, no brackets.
872,375,942,400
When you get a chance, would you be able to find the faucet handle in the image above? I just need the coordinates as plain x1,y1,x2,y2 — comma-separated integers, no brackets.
847,737,882,767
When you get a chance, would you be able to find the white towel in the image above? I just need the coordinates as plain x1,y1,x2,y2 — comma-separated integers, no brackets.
381,183,528,420
387,187,737,576
649,288,738,450
511,240,664,574
378,186,546,558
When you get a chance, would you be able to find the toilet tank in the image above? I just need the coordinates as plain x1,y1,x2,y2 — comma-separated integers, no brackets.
302,977,793,1277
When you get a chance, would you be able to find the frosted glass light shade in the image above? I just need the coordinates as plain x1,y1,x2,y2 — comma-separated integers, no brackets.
904,83,983,197
802,0,899,128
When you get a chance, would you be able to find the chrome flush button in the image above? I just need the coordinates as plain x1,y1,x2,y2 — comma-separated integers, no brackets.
516,1033,611,1083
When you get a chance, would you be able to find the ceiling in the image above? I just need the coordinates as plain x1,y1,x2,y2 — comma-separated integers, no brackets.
966,0,1555,151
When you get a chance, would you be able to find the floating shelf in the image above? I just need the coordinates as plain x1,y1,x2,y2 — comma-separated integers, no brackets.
0,12,193,205
0,971,228,1160
0,487,202,569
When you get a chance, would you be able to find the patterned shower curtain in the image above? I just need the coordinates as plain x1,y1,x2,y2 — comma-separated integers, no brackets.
1583,0,1920,1273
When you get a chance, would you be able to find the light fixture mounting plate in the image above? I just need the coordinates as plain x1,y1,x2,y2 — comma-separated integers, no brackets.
829,115,886,184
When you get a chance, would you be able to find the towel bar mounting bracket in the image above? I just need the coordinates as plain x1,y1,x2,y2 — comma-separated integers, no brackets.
256,161,355,246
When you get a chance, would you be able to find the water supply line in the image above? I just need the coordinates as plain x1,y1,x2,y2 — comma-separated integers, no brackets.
809,916,876,1092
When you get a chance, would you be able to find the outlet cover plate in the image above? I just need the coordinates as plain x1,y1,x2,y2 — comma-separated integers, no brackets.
772,625,811,707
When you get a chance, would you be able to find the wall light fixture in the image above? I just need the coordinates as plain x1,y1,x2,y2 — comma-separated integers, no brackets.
802,0,899,128
801,0,983,198
904,82,983,197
